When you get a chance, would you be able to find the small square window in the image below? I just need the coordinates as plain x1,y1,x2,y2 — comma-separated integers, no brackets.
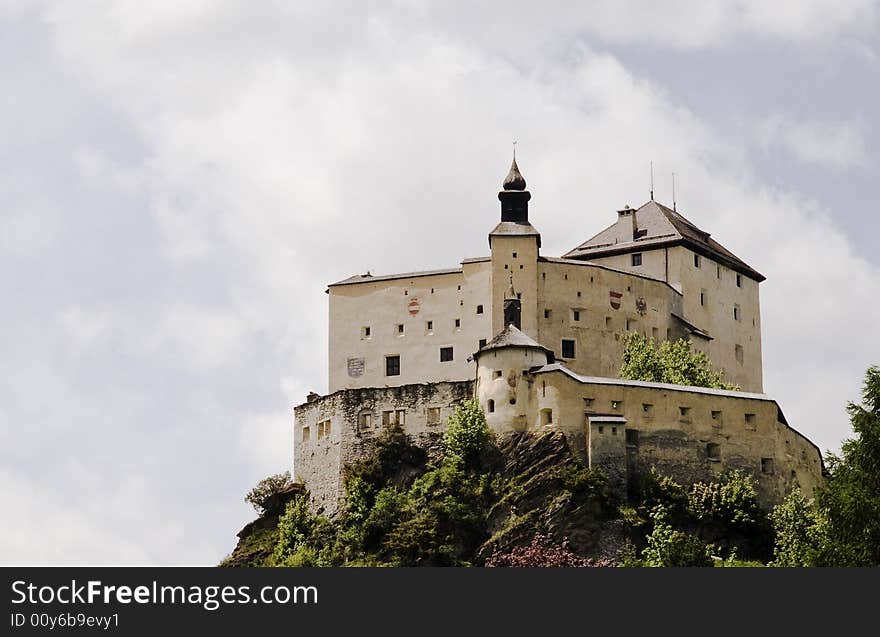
577,291,582,298
700,290,706,306
454,318,461,329
598,426,604,434
734,305,741,321
583,397,594,407
736,274,742,288
493,370,502,379
679,406,691,418
476,304,484,314
745,413,756,429
361,326,371,339
385,355,400,377
396,409,406,425
427,407,441,426
440,346,454,362
605,317,612,329
632,253,642,266
717,265,722,279
544,309,552,319
642,403,653,415
611,400,621,410
761,457,775,475
561,339,576,359
652,327,659,340
358,411,372,431
572,310,580,322
707,443,721,461
626,318,636,331
426,320,433,332
694,254,701,268
478,338,487,348
611,427,618,435
396,323,404,335
302,426,310,443
711,410,722,421
735,344,744,363
512,252,517,258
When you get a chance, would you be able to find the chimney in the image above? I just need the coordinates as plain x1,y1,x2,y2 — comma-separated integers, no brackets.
617,205,637,242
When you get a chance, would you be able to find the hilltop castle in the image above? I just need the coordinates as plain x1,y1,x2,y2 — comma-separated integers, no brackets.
294,158,822,512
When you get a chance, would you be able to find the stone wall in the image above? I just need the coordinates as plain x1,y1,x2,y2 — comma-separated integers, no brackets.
294,381,473,514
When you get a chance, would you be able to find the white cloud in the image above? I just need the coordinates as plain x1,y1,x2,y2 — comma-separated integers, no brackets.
757,115,868,168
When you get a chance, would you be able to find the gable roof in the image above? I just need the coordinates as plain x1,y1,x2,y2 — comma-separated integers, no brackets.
562,200,765,282
474,324,555,361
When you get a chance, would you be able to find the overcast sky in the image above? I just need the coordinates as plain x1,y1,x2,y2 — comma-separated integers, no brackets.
1,1,878,565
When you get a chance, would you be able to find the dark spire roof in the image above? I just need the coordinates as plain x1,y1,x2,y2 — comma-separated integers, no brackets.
502,158,527,191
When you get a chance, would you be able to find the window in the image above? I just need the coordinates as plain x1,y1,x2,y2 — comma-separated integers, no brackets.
652,327,659,340
700,289,706,306
745,413,757,429
512,252,517,258
561,339,576,359
396,323,404,335
358,411,372,431
302,426,310,443
317,420,331,439
476,304,484,314
761,457,775,475
632,253,642,266
382,410,406,427
734,305,741,321
605,316,612,329
540,408,553,425
626,318,636,331
487,399,495,413
493,370,502,379
426,320,433,332
679,406,691,418
478,338,487,348
694,254,701,268
642,403,653,416
626,429,639,447
577,291,582,298
361,326,371,339
707,443,721,461
427,407,441,426
572,310,580,322
454,318,461,329
598,426,604,434
544,309,552,319
611,400,621,410
385,355,400,376
440,346,454,362
736,274,742,288
716,265,722,279
611,427,618,435
583,398,594,408
711,410,722,421
735,344,744,363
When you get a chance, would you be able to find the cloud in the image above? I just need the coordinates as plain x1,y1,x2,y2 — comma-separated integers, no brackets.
0,1,877,564
757,115,868,168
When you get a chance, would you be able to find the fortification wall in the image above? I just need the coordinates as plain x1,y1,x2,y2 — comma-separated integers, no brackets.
293,381,473,514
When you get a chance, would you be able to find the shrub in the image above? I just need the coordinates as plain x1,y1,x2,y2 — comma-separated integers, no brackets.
688,470,765,530
485,534,611,567
770,490,827,567
245,471,294,514
642,506,713,567
619,332,737,390
444,399,492,467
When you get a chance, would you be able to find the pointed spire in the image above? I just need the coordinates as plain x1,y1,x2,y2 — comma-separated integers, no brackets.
502,157,527,191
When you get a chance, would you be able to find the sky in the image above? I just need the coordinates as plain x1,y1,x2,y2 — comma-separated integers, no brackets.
1,0,878,565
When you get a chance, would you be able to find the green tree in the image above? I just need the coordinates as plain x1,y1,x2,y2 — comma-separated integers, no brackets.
245,471,293,514
443,399,492,468
642,506,714,567
814,365,880,566
770,490,828,567
619,332,737,390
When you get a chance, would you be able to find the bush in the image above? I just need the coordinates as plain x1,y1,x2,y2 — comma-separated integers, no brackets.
245,471,293,514
485,534,612,567
444,399,492,468
770,490,827,567
688,470,765,530
642,506,713,567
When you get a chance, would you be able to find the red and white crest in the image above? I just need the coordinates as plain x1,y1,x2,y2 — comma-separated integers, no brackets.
408,298,421,315
609,290,623,310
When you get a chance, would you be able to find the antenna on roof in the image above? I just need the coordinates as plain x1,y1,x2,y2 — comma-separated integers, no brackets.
650,161,654,201
672,171,677,212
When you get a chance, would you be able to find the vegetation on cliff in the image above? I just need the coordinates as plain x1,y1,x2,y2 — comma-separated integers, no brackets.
222,365,880,567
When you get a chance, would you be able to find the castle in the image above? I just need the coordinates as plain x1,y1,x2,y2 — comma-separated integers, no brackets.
294,157,823,511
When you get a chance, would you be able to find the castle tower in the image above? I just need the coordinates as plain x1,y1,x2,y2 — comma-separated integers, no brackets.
490,157,541,338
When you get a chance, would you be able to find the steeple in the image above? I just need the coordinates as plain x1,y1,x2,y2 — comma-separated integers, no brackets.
498,154,531,223
503,273,522,329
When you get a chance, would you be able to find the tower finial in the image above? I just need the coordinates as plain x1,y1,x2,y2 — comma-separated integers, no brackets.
512,139,517,161
650,161,654,201
672,171,677,212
